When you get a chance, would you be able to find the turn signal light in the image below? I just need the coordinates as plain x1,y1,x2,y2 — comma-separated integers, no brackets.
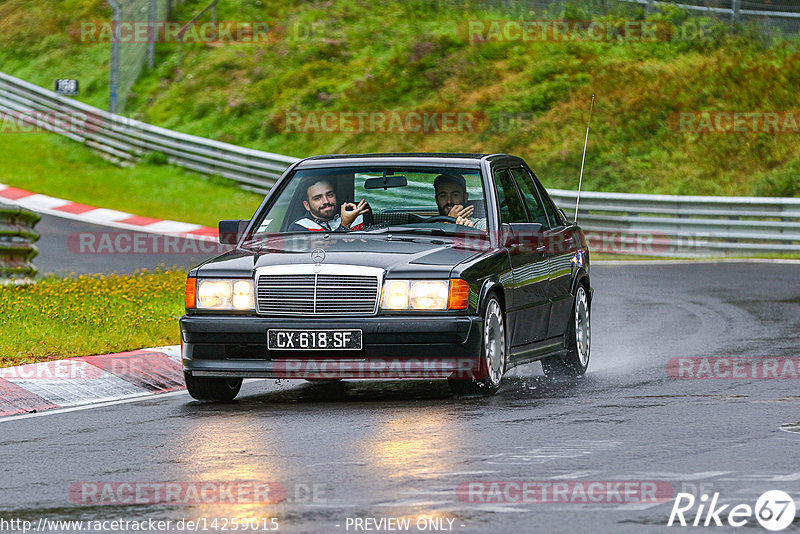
185,277,197,309
448,279,469,310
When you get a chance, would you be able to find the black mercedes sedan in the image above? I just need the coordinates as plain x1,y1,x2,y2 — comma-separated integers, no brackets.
180,153,592,400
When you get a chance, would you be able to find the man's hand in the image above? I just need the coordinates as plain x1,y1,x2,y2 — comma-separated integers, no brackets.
447,204,474,219
340,199,370,228
455,216,474,227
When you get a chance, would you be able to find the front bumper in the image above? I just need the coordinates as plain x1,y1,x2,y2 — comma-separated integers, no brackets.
180,314,483,380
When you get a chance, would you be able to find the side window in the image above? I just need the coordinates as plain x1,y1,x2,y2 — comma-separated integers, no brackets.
493,169,527,224
509,167,549,228
527,170,565,228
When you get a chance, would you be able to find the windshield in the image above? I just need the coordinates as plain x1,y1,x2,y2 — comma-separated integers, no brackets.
245,166,488,240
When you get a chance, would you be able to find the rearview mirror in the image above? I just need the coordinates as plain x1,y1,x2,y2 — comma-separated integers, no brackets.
218,219,249,244
364,175,407,190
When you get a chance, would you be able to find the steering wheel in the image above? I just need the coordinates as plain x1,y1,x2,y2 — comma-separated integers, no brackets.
422,215,457,224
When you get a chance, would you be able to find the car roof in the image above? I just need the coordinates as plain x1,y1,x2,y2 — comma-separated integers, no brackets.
294,153,525,169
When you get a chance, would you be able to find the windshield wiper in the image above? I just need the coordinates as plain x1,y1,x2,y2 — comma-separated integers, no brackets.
384,226,450,236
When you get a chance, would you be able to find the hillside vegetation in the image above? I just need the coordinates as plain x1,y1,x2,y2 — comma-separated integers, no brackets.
1,0,799,197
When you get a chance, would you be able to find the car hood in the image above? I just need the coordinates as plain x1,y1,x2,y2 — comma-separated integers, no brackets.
194,233,484,278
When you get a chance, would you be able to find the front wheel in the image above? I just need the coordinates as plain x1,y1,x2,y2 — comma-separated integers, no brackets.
542,285,591,378
449,295,507,395
184,372,242,401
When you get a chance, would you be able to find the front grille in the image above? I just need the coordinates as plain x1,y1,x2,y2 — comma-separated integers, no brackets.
256,271,380,315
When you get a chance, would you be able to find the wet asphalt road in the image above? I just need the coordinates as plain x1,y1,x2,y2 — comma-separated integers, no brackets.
1,261,799,533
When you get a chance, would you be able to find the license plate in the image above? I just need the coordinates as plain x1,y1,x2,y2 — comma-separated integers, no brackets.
267,329,362,351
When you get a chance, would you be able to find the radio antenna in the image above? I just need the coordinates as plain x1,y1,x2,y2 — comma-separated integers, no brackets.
575,94,595,224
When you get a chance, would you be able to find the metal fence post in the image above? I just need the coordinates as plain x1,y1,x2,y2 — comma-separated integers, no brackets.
732,0,741,22
211,2,217,41
148,0,157,69
106,0,121,114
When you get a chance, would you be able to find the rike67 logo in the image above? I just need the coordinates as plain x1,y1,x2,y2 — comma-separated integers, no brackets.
668,490,796,531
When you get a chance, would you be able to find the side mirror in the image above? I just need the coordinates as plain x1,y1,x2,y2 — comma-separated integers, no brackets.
501,222,544,253
218,219,248,245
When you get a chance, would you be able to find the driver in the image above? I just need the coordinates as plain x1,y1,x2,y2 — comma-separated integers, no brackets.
289,179,370,232
433,174,486,230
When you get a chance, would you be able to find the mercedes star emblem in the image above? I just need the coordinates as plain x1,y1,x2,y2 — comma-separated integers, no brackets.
311,248,326,263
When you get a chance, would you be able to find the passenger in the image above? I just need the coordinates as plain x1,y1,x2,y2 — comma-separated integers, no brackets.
289,179,369,232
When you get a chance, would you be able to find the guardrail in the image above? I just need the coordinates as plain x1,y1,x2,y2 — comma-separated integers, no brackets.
0,203,40,279
619,0,800,20
0,72,298,195
2,70,799,257
550,189,800,256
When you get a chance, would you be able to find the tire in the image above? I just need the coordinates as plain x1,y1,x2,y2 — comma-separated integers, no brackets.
448,295,507,395
184,371,242,401
542,284,591,378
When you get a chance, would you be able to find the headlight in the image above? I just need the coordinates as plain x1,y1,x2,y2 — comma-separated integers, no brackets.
410,281,448,310
380,279,469,311
195,279,254,310
382,280,410,310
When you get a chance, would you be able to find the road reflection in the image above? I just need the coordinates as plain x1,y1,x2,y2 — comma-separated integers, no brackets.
164,410,288,520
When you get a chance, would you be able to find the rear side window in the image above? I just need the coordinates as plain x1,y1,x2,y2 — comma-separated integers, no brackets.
527,169,567,228
493,169,527,224
509,167,549,228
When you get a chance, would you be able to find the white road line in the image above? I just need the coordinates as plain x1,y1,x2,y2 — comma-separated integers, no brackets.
0,389,189,423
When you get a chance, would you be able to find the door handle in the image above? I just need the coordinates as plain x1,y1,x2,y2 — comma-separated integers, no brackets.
536,245,546,254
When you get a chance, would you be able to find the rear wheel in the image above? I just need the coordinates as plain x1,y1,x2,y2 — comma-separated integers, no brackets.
542,285,590,378
184,372,242,401
449,295,506,395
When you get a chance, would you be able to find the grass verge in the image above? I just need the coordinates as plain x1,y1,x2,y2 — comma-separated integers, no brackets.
0,133,264,227
0,269,184,367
